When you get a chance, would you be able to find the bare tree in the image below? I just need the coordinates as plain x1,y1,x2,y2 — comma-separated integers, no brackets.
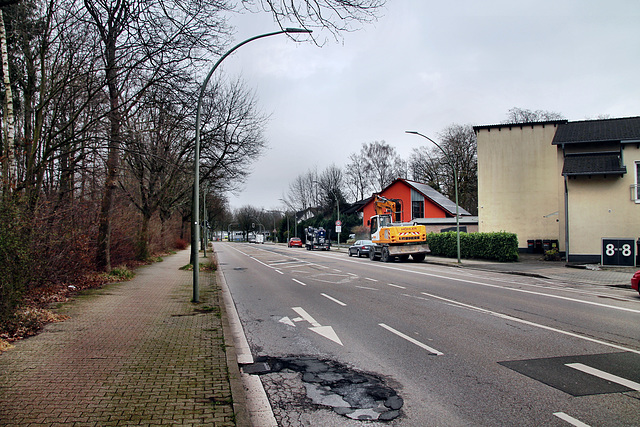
410,124,478,215
504,107,565,123
85,0,231,271
242,0,385,37
344,152,370,202
359,140,401,192
316,164,345,214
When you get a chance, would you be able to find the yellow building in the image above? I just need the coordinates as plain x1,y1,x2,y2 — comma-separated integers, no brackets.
474,116,640,265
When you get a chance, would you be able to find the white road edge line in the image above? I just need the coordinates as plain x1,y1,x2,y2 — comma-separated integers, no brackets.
566,363,640,391
553,412,591,427
292,278,307,286
321,293,347,306
379,323,444,356
420,292,640,356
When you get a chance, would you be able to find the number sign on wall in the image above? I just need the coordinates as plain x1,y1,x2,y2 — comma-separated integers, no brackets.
602,239,636,266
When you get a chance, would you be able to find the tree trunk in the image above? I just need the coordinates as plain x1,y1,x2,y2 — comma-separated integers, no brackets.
96,38,121,272
0,10,16,193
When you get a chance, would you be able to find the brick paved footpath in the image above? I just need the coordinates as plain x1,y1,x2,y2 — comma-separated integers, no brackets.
0,249,243,426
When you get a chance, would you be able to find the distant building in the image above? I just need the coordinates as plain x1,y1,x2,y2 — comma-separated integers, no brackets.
358,178,477,233
474,116,640,264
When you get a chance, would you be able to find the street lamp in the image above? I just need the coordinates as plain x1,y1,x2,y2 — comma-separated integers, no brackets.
192,28,312,303
405,130,461,264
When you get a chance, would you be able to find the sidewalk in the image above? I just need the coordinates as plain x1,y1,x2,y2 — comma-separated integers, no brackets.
0,249,243,426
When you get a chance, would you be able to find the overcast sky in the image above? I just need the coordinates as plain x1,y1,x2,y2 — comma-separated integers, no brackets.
217,0,640,212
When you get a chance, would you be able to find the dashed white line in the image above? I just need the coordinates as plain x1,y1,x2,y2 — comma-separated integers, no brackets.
365,278,378,282
387,283,406,289
356,286,378,290
321,293,347,306
379,323,443,356
553,412,591,427
292,278,307,286
420,291,640,355
566,363,640,391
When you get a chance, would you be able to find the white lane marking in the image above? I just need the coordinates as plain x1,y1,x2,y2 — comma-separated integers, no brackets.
356,286,378,290
379,323,443,356
387,283,406,289
365,278,378,282
292,278,307,286
275,270,283,275
420,292,640,355
566,363,640,391
292,307,321,327
321,293,347,306
553,412,591,427
306,250,640,314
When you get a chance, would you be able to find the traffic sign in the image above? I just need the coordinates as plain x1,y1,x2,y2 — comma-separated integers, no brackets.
335,220,342,226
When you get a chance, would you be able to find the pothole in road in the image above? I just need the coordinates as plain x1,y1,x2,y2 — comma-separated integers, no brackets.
242,356,403,421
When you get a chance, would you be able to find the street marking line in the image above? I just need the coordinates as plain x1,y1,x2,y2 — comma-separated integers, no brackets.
379,323,443,356
321,293,347,306
307,250,640,314
275,270,283,275
553,412,591,427
292,278,307,286
387,283,406,289
292,307,321,327
566,363,640,391
420,292,640,355
365,278,378,282
356,286,378,290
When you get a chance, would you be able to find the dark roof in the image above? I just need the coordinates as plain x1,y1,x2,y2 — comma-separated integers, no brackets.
553,116,640,145
342,197,372,215
400,179,472,216
561,152,626,176
473,120,567,132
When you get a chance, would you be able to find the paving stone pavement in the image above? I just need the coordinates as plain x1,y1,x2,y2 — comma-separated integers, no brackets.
0,249,239,426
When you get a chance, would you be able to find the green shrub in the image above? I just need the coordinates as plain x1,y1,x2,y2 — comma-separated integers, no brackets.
426,231,518,262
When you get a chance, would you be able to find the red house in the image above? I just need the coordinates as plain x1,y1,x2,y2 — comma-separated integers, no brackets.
360,178,476,232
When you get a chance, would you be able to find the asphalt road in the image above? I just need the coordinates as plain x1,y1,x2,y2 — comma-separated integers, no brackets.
214,242,640,426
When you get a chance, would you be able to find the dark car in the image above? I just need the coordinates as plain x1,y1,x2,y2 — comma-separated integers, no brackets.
348,240,373,257
631,270,640,294
288,237,303,248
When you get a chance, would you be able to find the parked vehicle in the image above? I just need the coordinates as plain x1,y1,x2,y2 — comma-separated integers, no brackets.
368,195,428,262
288,237,303,248
348,240,373,257
631,270,640,294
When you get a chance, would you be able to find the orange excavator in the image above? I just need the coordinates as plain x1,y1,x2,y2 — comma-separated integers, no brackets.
369,195,428,262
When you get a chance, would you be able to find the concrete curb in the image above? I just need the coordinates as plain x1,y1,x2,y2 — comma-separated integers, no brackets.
216,256,278,427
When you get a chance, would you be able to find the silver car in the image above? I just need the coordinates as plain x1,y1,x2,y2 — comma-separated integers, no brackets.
348,240,373,257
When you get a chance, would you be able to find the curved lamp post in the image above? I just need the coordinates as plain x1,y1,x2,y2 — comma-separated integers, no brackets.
192,28,311,303
405,130,461,264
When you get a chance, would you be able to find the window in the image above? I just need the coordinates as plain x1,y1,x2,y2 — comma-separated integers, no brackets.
411,189,424,219
635,162,640,202
412,200,424,219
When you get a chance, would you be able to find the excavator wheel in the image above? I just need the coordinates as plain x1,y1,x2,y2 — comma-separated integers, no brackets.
381,247,391,262
412,253,426,262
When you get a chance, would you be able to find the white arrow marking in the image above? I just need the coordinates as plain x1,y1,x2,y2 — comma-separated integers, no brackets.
292,307,343,345
310,326,343,346
279,316,295,327
292,307,321,327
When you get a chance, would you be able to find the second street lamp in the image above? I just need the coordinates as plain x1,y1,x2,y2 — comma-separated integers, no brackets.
192,28,312,303
405,130,461,264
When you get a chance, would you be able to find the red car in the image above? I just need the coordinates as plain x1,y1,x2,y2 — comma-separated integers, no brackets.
288,237,302,248
631,271,640,294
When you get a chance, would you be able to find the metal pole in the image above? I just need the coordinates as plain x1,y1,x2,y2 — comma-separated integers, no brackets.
192,28,311,303
406,130,461,263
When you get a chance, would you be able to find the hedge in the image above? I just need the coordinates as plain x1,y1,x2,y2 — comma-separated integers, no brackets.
426,231,519,262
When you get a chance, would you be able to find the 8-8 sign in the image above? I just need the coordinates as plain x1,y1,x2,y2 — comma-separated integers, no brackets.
602,238,636,266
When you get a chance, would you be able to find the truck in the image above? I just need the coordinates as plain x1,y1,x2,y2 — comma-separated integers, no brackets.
368,195,429,262
305,227,331,251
